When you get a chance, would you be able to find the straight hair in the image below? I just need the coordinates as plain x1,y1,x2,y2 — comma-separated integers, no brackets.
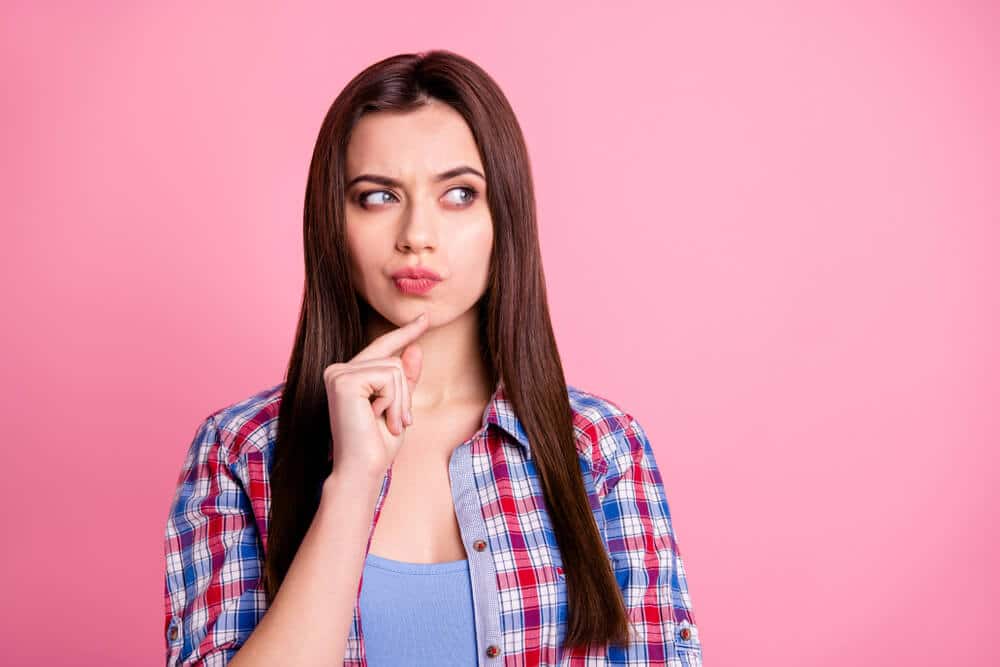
262,49,632,651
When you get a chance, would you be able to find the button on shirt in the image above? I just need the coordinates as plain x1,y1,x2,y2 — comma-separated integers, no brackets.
163,380,703,666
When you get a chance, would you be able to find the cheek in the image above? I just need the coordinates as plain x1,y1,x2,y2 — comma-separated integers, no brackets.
450,224,493,291
461,223,493,265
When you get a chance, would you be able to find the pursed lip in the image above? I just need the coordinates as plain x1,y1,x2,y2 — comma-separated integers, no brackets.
391,266,442,281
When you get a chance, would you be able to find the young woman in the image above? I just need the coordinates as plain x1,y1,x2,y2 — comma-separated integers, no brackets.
163,50,702,667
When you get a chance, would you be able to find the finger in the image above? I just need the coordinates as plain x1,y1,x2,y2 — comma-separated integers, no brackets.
337,357,406,374
399,342,423,397
362,367,398,425
371,394,392,421
399,359,412,426
326,362,397,405
352,312,428,363
391,366,404,433
341,356,415,433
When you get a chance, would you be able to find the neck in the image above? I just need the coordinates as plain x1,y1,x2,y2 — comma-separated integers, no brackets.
362,304,493,412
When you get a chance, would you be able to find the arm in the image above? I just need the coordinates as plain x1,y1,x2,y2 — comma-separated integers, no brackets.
600,415,703,665
164,415,263,666
164,415,383,666
229,468,383,666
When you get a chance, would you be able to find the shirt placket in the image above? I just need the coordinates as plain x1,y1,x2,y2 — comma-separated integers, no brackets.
449,432,504,664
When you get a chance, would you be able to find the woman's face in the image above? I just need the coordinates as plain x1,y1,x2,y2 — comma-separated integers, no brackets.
344,98,493,330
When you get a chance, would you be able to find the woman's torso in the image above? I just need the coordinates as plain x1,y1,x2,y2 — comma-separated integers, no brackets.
366,394,489,562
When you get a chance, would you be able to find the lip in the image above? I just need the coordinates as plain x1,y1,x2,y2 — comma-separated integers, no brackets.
391,266,443,280
394,277,439,295
391,266,442,296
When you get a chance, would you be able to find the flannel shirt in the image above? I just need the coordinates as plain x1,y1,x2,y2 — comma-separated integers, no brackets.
163,380,703,665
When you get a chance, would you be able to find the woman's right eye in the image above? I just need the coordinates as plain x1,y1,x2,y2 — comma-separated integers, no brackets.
357,190,398,209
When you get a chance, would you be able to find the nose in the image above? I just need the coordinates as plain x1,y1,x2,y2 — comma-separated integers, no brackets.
396,195,439,252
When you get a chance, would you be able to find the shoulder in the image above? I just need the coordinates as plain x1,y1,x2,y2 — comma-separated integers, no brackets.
566,383,645,488
200,380,646,473
203,381,285,465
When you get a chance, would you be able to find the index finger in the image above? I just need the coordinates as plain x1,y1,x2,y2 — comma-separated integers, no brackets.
352,312,428,362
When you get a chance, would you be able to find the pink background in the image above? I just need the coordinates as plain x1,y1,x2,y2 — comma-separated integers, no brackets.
3,1,996,665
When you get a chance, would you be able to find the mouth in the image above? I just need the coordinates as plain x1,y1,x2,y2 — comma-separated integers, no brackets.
393,277,440,295
391,266,443,281
390,266,443,296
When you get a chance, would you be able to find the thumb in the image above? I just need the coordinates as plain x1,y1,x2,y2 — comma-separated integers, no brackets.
400,342,423,394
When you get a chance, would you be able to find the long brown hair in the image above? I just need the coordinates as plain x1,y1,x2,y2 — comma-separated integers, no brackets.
263,49,631,651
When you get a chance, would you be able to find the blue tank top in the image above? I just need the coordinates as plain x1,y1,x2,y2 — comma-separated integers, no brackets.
359,551,478,666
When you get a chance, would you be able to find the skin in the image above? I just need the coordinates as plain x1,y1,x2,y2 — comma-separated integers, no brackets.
228,98,499,665
343,97,496,562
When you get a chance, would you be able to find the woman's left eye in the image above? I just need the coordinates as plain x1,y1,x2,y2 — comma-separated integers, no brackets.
444,186,477,206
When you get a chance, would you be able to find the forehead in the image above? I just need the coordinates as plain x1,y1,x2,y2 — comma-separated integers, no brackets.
345,100,484,178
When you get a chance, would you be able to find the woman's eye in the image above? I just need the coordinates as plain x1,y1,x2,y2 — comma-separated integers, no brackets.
355,187,478,209
357,190,398,208
444,186,477,207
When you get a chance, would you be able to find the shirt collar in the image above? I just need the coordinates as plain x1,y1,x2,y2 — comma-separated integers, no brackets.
481,378,531,456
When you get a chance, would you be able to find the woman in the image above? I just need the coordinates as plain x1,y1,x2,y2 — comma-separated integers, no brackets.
163,50,702,666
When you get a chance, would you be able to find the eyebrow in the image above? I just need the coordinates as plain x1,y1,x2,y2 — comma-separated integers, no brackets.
345,165,486,190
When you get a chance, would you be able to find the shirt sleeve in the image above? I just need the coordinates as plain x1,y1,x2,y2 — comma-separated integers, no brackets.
600,415,703,666
163,415,267,666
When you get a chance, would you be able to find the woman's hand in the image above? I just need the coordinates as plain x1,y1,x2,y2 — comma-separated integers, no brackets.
323,312,428,480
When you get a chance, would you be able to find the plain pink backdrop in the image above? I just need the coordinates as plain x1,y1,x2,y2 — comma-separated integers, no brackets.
3,1,996,665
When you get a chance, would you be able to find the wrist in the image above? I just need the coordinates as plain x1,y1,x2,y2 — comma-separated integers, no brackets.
323,465,386,499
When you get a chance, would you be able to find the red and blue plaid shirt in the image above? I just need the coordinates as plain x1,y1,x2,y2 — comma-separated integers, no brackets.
164,381,703,665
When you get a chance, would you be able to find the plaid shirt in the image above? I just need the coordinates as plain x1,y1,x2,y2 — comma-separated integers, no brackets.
164,381,702,666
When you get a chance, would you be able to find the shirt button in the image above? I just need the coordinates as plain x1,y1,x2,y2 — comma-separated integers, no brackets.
679,627,691,640
168,625,179,641
486,644,502,658
472,539,487,551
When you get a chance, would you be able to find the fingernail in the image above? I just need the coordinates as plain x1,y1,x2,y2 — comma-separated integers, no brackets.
404,409,413,425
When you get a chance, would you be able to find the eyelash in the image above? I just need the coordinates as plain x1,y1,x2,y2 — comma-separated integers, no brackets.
354,186,479,210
